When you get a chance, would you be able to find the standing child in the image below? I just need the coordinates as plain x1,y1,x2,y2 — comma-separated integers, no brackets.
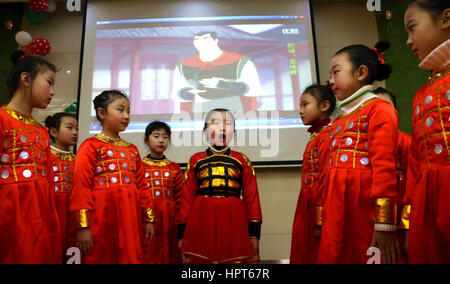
403,0,450,263
0,50,61,263
45,112,78,260
142,121,183,264
374,87,412,261
318,41,401,264
177,108,262,264
290,85,336,264
70,90,155,264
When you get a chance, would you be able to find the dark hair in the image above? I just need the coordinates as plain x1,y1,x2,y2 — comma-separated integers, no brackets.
409,0,450,21
303,84,336,115
334,41,392,84
44,112,76,141
203,108,235,130
194,31,217,40
6,50,56,98
145,121,172,140
373,87,398,110
93,89,128,122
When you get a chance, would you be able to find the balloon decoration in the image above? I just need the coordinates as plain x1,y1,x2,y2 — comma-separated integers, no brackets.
29,0,49,13
26,8,46,24
46,2,57,13
31,38,51,56
20,44,36,56
15,31,33,46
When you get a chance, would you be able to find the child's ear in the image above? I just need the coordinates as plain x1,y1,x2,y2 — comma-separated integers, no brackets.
442,8,450,29
97,108,107,121
356,65,369,83
20,72,31,87
49,127,58,139
319,100,331,114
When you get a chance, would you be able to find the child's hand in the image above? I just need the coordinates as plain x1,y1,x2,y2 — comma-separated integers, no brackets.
77,228,93,256
371,230,401,264
178,239,190,264
144,223,155,247
314,225,322,240
249,238,260,264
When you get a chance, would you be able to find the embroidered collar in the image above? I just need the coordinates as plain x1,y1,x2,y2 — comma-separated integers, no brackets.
338,85,378,114
1,105,41,127
142,155,172,167
206,147,231,156
51,146,75,162
94,134,130,147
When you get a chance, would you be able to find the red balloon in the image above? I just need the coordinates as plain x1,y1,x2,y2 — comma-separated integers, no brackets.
31,38,51,56
29,0,49,13
20,43,36,56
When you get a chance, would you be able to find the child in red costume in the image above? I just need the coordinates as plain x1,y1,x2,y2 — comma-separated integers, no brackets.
0,50,61,263
45,112,79,261
142,121,183,264
70,90,155,264
290,84,336,264
317,41,401,264
403,0,450,264
177,108,262,264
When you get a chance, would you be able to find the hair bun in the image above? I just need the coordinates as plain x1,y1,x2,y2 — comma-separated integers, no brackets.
44,115,55,129
10,50,27,65
374,40,390,53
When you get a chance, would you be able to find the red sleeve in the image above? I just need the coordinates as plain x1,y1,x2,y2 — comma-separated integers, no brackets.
404,134,419,205
314,127,332,207
43,132,55,195
367,101,399,199
172,163,184,208
240,153,262,223
177,156,198,226
70,139,96,211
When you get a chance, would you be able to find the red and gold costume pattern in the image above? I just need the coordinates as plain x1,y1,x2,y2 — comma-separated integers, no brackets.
50,146,76,258
70,134,154,264
317,86,399,264
405,40,450,263
177,148,262,264
0,105,61,263
141,155,183,264
290,118,331,264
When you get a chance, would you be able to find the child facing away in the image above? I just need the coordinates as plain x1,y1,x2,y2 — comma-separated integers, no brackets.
318,41,401,264
290,84,336,264
70,90,155,264
141,121,183,264
45,112,79,261
403,0,450,264
0,50,61,263
373,87,412,262
177,108,262,264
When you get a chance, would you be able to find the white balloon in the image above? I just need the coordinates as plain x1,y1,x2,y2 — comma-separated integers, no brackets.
15,31,33,46
46,2,57,13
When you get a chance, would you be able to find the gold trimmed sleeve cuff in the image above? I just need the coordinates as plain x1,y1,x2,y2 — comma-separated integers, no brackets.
373,198,397,224
399,204,411,230
143,207,156,223
76,209,89,229
315,206,323,226
248,221,262,239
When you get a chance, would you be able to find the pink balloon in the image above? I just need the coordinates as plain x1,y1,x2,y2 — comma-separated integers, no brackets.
31,37,51,56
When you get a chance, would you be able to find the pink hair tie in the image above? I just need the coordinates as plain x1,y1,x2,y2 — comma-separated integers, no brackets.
372,48,385,64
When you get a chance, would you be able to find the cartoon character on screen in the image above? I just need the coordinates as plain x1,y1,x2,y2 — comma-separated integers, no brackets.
403,0,450,264
317,41,402,264
45,112,79,261
373,87,411,262
0,50,61,264
177,108,262,264
290,84,336,264
141,121,183,264
172,31,262,113
70,90,155,264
